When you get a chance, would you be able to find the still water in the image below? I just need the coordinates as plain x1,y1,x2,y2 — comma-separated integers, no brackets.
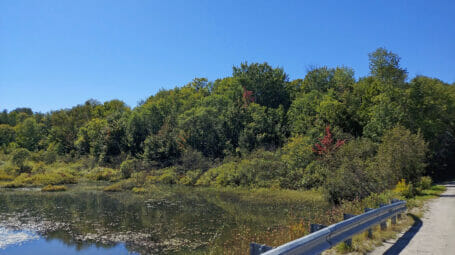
0,185,324,254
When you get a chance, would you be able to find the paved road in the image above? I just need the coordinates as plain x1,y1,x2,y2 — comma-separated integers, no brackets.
370,181,455,255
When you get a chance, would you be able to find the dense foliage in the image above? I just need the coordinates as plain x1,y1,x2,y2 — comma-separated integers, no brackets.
1,48,454,202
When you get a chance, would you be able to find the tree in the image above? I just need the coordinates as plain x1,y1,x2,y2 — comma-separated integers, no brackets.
406,76,455,144
15,117,43,151
312,126,345,156
0,124,15,147
302,66,355,94
239,103,286,152
75,118,108,159
233,62,290,109
362,93,407,141
369,47,407,87
288,90,322,136
323,138,380,203
143,120,182,167
178,106,226,158
11,148,30,172
280,135,315,189
288,90,348,137
375,126,428,184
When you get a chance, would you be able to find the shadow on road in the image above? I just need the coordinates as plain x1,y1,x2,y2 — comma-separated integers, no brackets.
383,214,422,255
438,194,455,198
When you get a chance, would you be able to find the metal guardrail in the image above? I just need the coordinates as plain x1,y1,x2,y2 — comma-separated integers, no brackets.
251,199,406,255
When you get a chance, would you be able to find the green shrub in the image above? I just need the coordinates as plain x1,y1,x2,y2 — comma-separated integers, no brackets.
2,181,25,188
11,148,31,173
31,172,77,185
321,138,382,203
145,175,159,184
14,173,34,184
103,183,122,192
103,179,135,192
31,161,47,174
177,149,211,173
375,126,428,184
158,168,179,184
394,179,416,198
0,171,14,181
132,187,147,193
196,150,285,188
196,162,238,187
86,167,121,182
120,158,140,179
41,184,67,192
177,169,202,186
43,150,58,164
419,176,432,190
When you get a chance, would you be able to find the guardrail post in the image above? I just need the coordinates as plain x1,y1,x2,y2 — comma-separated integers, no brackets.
391,199,402,220
309,224,327,255
391,215,397,225
364,208,373,238
343,214,356,247
379,203,387,230
250,242,273,255
310,223,326,233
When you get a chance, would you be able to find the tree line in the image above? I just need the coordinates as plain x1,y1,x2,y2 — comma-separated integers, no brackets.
1,48,454,202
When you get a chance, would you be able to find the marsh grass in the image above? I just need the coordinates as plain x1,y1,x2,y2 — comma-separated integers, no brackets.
215,185,445,255
0,171,77,188
41,184,67,192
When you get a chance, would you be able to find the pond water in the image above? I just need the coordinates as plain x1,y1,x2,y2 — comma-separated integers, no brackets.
0,185,327,254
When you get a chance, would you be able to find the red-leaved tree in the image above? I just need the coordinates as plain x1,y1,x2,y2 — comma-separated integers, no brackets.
312,126,345,156
242,86,255,106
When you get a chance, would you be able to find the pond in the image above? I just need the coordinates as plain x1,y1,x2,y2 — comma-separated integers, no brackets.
0,184,329,254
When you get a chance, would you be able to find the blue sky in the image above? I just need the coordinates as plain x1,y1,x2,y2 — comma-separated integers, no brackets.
1,0,454,113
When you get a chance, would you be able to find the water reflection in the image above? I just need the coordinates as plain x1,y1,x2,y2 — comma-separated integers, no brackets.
0,186,321,254
0,227,38,249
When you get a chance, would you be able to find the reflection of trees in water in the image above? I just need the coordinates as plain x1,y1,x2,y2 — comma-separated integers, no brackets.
45,230,116,251
0,188,327,254
0,189,226,254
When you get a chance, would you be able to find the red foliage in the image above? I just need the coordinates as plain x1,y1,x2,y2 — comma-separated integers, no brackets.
242,86,255,106
312,126,345,156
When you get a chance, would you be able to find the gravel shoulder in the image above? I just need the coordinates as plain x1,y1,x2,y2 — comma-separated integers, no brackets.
369,181,455,255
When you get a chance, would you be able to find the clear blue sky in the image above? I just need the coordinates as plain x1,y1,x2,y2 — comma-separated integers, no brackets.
1,0,454,113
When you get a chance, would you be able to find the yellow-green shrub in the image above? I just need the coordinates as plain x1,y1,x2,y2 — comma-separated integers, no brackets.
132,187,147,193
103,183,123,192
31,172,77,185
158,168,178,184
41,184,67,192
86,167,121,182
31,161,47,174
394,179,415,198
419,176,432,190
195,162,238,186
177,170,202,186
0,171,14,181
103,179,135,192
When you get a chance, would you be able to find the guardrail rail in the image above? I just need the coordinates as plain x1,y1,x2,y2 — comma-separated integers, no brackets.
250,199,406,255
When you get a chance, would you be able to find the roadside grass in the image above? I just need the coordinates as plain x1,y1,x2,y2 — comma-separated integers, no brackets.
218,190,401,255
218,184,446,255
331,184,447,254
